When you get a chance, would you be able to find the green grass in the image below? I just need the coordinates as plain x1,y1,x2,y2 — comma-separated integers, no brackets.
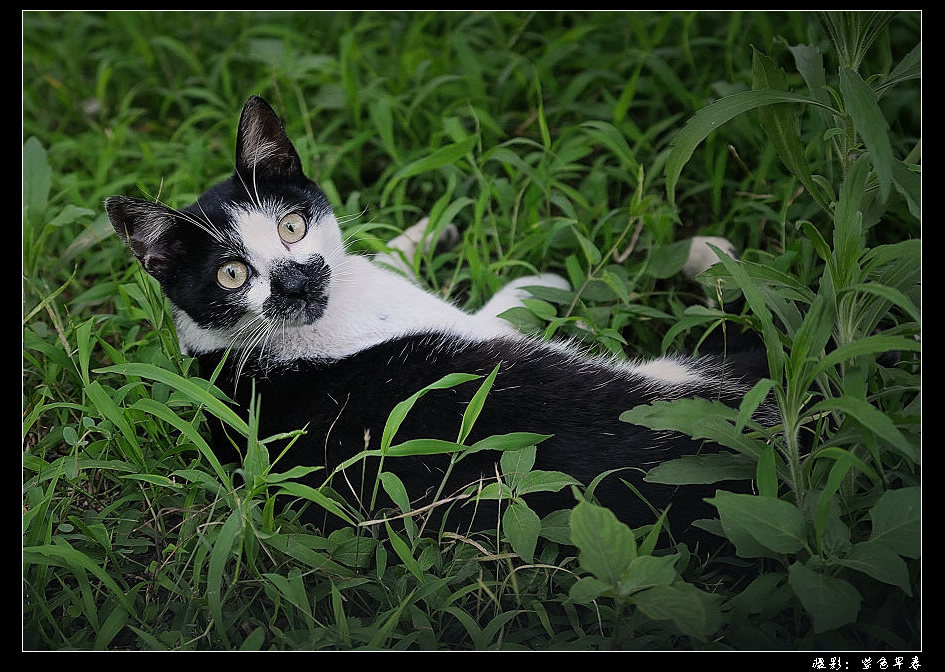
23,11,921,650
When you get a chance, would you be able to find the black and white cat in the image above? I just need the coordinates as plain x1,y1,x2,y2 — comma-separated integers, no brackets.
106,96,771,541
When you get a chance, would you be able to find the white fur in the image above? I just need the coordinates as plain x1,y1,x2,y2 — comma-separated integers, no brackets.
683,235,736,278
173,207,737,396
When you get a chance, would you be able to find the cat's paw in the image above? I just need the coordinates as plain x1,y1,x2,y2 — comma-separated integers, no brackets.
478,273,571,318
396,217,460,255
375,217,460,277
682,236,737,278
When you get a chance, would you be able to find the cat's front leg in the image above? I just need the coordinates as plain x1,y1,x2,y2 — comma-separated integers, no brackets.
477,273,571,320
374,217,460,278
682,235,737,278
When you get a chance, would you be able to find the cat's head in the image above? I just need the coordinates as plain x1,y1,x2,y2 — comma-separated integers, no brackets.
106,96,345,358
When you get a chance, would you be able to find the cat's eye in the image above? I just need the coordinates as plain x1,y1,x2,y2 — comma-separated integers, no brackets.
217,261,249,289
278,212,307,244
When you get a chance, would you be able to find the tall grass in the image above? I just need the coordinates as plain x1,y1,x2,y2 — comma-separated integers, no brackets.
23,11,920,650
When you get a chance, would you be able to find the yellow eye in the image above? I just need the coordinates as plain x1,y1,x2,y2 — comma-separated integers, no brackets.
278,212,307,243
217,260,249,289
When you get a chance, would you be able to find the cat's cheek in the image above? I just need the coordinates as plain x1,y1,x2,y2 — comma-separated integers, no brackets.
243,280,272,315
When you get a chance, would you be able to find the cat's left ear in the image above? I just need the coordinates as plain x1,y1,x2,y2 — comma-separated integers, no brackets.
105,195,182,282
235,95,303,179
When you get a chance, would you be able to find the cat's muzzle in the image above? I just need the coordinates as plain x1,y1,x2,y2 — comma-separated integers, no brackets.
265,257,331,324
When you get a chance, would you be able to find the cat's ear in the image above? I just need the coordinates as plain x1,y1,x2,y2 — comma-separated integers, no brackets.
235,96,303,179
105,195,182,281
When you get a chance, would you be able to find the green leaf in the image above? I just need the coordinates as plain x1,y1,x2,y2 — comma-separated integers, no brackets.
618,554,678,596
96,362,249,436
516,470,581,496
570,500,636,586
665,89,833,208
646,239,690,279
788,560,861,633
132,398,229,483
385,521,422,580
621,397,765,460
840,66,893,201
755,444,778,498
84,381,142,463
707,491,807,557
568,576,609,603
459,363,500,444
207,509,243,647
631,582,722,641
23,136,51,228
736,377,776,432
868,487,920,558
644,452,756,485
379,471,411,515
23,542,136,614
382,136,478,204
277,481,356,526
465,432,551,456
502,499,541,563
751,47,829,210
809,396,916,461
380,372,480,453
500,445,535,492
838,541,912,595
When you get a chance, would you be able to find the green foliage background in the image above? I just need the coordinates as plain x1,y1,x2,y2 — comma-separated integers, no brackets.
23,11,920,650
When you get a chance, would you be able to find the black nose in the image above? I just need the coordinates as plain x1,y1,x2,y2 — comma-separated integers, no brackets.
266,256,330,323
272,257,328,298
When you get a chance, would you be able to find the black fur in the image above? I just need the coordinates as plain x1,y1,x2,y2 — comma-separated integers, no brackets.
199,333,766,539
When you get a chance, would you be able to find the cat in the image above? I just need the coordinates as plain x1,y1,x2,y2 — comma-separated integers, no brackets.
106,95,773,543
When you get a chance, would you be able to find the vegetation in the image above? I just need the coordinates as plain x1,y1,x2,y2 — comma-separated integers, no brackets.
23,11,920,650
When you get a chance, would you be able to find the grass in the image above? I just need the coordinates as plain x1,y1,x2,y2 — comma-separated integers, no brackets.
22,11,921,651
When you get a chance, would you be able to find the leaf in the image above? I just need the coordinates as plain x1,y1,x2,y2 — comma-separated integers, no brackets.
459,363,500,444
500,445,535,492
379,471,411,515
464,432,551,456
379,372,480,453
736,377,776,432
385,521,422,580
755,444,778,498
207,509,243,647
809,396,916,461
617,554,678,596
840,66,893,201
382,136,478,204
516,470,581,496
707,491,807,557
96,362,248,436
84,381,142,463
621,397,765,460
568,576,609,603
23,136,51,228
868,487,920,558
838,541,912,595
788,560,861,633
502,499,541,563
644,452,756,485
751,47,829,210
646,239,691,279
665,89,833,208
569,500,637,586
23,542,136,614
277,481,356,526
631,582,723,641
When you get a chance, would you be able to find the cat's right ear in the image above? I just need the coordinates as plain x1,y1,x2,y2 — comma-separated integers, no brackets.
235,96,303,180
105,196,181,281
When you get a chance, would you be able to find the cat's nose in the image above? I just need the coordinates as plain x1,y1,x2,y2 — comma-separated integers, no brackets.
272,257,328,298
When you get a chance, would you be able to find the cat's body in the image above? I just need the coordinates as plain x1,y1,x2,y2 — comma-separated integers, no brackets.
107,96,772,540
